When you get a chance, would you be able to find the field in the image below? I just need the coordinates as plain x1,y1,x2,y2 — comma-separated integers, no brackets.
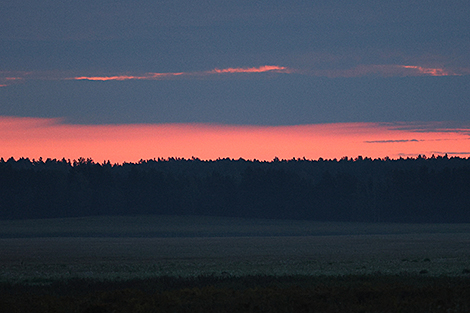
1,215,470,282
1,215,470,312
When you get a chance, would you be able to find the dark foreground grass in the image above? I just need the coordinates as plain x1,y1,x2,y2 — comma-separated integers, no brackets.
1,274,470,312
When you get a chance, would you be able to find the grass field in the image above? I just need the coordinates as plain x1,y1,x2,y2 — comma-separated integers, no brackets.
1,215,470,283
1,215,470,312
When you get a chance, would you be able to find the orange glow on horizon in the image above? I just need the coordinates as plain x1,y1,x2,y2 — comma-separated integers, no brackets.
1,117,469,163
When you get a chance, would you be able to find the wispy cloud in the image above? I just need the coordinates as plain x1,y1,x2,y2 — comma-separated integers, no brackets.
399,65,454,76
306,64,463,78
383,121,470,135
364,139,420,143
72,72,185,81
0,66,291,86
430,151,470,155
207,65,293,74
0,63,467,87
0,71,27,86
399,151,470,157
70,65,292,81
364,122,470,146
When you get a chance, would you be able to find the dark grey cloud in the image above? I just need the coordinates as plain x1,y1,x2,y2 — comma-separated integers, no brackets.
383,121,470,134
2,75,470,125
1,1,470,125
2,1,469,69
430,151,470,155
365,139,420,144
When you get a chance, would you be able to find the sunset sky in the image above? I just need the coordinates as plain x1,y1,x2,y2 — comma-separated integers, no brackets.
1,1,469,162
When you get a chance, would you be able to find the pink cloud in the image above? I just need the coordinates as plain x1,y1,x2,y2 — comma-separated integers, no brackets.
72,75,146,81
72,72,186,81
399,65,456,76
70,65,290,81
1,62,467,87
0,72,27,86
208,65,292,74
1,63,466,86
307,64,461,78
66,64,464,82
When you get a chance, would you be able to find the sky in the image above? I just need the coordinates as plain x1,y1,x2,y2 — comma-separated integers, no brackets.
1,0,469,162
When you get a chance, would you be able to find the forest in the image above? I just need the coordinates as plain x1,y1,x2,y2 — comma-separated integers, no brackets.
0,155,469,222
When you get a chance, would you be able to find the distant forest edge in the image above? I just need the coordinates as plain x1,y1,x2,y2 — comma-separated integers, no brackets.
1,155,469,222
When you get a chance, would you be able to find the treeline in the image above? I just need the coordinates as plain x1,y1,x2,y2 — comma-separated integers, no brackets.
0,155,469,222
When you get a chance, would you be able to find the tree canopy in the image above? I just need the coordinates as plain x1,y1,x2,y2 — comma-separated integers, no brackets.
1,155,469,222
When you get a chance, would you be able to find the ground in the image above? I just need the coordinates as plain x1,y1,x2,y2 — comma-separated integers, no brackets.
1,215,469,283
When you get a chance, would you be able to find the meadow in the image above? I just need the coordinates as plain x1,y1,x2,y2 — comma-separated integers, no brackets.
1,215,470,312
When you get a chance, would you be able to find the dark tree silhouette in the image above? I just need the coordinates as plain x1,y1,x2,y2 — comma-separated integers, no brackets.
0,156,469,222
